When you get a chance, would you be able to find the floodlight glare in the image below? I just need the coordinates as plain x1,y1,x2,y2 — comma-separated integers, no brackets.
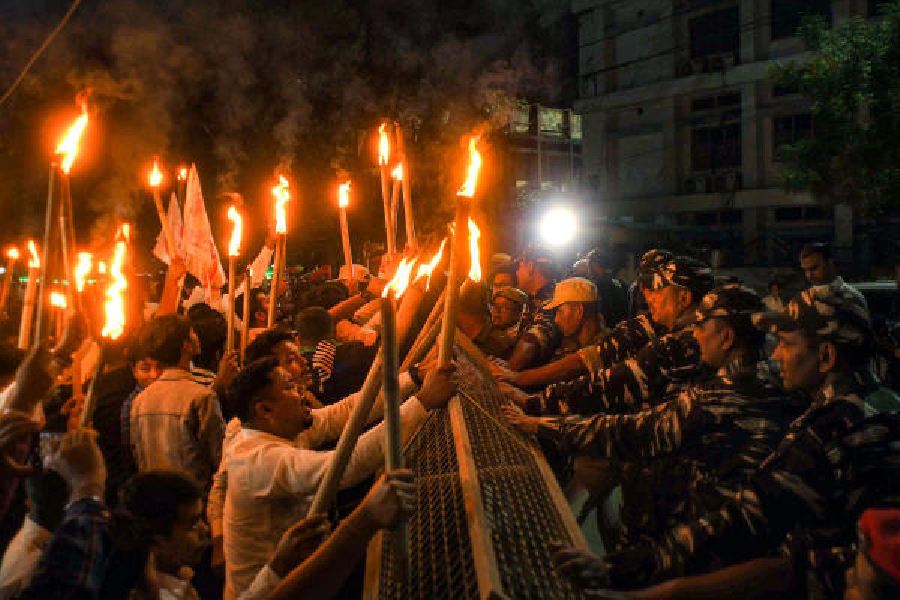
539,206,577,247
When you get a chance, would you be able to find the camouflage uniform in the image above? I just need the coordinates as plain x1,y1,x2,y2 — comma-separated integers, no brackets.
538,286,801,550
597,285,900,597
516,281,561,364
534,256,715,417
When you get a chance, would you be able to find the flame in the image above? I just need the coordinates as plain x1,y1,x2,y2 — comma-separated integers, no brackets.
98,261,107,275
121,223,131,242
467,218,482,282
338,180,351,209
49,291,67,309
148,158,163,188
54,93,89,175
75,252,92,292
457,136,482,198
382,257,417,299
6,247,19,261
378,123,390,166
26,240,39,269
102,226,128,340
272,175,290,234
391,163,403,181
414,238,447,290
227,205,242,257
178,167,188,181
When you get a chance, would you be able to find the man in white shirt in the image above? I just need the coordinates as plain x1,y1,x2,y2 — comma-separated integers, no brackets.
221,356,455,599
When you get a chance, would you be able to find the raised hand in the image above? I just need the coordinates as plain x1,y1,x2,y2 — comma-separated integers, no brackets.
360,469,416,529
500,404,540,435
268,514,332,577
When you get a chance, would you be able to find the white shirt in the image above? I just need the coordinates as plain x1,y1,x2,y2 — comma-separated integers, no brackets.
222,386,425,599
762,294,785,313
0,517,51,598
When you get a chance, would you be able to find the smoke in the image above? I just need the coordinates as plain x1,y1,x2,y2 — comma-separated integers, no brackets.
0,0,569,246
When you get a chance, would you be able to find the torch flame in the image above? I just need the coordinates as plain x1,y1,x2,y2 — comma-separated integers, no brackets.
338,181,351,209
98,261,107,275
54,93,89,175
148,158,163,188
26,240,39,269
102,226,128,340
382,257,417,299
6,247,19,261
457,136,482,199
467,218,482,282
178,167,188,181
391,163,403,181
75,252,92,293
378,123,390,166
227,205,242,257
272,175,290,234
49,291,67,309
414,238,447,290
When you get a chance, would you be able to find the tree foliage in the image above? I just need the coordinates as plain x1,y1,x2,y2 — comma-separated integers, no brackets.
774,2,900,215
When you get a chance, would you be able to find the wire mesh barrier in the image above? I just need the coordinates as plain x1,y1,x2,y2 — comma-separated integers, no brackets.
368,347,587,599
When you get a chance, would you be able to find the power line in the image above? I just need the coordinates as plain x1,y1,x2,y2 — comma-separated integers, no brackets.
0,0,83,108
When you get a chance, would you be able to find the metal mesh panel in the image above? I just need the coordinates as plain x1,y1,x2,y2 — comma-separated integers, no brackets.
378,408,479,599
374,351,584,599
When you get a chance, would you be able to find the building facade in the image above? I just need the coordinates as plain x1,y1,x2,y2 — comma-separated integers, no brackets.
573,0,889,267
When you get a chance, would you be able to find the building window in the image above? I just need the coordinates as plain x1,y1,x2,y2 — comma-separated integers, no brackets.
771,0,831,40
689,6,740,61
773,113,813,161
690,93,742,172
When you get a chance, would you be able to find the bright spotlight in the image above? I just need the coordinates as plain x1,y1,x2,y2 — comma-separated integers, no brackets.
539,206,578,247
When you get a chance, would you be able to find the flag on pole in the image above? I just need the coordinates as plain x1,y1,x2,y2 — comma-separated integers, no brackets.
181,164,226,289
152,193,184,264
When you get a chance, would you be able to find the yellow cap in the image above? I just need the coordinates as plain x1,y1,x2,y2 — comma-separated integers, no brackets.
544,277,598,310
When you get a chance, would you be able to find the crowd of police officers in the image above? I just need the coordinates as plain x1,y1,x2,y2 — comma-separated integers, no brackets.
484,243,900,599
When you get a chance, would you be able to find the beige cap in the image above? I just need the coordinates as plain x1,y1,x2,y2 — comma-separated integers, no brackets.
544,277,598,310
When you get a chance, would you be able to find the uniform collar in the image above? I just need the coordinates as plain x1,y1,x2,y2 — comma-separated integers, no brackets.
813,367,879,408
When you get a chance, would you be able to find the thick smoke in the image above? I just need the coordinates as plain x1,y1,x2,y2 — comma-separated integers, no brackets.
0,0,570,252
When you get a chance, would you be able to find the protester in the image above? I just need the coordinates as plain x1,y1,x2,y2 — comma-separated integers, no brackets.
489,286,527,335
457,282,517,360
129,315,225,489
800,242,866,305
507,250,561,370
218,356,456,598
763,279,785,312
583,248,628,327
545,277,606,356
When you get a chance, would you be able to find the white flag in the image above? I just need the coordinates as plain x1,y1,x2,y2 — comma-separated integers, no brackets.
152,193,184,264
181,164,226,289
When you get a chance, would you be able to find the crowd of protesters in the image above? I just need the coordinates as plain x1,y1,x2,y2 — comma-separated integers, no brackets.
0,236,899,600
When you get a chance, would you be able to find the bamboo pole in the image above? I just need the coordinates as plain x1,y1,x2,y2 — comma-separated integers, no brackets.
339,204,354,288
240,267,252,362
267,236,283,328
380,164,395,257
395,123,416,251
0,254,17,316
437,199,470,367
226,256,236,352
34,165,57,346
79,346,106,427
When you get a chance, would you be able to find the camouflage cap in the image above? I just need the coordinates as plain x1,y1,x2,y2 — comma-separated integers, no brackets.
695,284,764,323
638,249,674,274
752,283,872,347
643,255,715,299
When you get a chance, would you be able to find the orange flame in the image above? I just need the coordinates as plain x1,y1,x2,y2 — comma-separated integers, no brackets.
178,167,188,182
75,252,92,293
26,240,39,269
457,136,482,199
378,123,390,166
49,291,67,309
54,93,89,175
97,261,107,275
338,180,351,209
272,175,290,234
382,257,417,299
391,163,403,181
6,247,19,261
467,218,482,282
148,158,163,188
102,225,128,340
227,205,242,257
414,238,447,290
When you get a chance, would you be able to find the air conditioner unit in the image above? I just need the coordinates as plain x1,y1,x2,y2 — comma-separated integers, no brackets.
678,59,695,77
683,175,711,194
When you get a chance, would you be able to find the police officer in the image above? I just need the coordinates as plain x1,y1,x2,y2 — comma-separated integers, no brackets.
505,285,800,553
506,249,561,370
551,283,900,598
